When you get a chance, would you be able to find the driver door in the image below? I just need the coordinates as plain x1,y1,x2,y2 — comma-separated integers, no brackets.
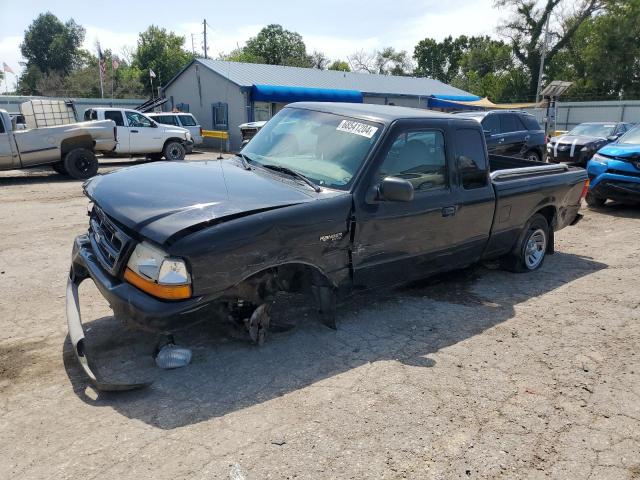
352,121,462,288
124,110,161,152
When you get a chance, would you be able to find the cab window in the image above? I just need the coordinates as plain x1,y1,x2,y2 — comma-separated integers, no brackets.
378,130,447,192
104,110,124,127
125,111,153,128
455,128,488,189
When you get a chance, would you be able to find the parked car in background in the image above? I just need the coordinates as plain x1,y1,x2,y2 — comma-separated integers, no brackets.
585,124,640,207
239,120,267,148
547,122,633,167
84,108,192,160
0,109,116,179
454,110,546,162
66,102,588,389
147,112,203,152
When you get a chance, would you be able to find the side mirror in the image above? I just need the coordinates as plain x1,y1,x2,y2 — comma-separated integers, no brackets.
378,177,414,202
606,135,618,142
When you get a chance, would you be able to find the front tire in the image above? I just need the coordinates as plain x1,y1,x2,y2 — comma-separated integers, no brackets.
63,148,98,179
501,213,549,273
585,192,606,208
163,141,186,161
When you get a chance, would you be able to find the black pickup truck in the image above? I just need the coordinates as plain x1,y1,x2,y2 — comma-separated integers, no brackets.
66,102,588,390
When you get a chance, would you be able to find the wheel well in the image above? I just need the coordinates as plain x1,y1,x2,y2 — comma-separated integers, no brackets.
222,263,335,306
535,205,556,228
60,135,94,159
163,137,186,150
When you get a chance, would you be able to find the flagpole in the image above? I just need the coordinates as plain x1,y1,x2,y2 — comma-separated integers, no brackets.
97,42,104,99
111,61,114,99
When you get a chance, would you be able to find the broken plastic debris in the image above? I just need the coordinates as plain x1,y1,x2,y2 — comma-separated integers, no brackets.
155,343,192,369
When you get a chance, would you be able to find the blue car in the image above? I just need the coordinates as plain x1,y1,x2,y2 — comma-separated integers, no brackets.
586,125,640,207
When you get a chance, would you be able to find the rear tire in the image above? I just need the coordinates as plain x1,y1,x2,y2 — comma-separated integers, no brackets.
501,213,549,273
51,162,68,175
585,192,606,208
525,150,541,162
63,148,98,180
163,141,186,161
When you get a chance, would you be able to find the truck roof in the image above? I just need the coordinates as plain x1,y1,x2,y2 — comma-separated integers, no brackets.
288,102,464,125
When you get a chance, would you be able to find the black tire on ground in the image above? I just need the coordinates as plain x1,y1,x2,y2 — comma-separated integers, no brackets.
501,213,549,273
163,141,186,161
525,150,541,162
51,162,68,175
585,191,606,208
63,148,98,180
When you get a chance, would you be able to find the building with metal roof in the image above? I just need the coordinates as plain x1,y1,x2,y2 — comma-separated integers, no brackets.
162,58,479,150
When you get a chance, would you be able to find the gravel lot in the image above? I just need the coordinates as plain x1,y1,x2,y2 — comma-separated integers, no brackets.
1,152,639,479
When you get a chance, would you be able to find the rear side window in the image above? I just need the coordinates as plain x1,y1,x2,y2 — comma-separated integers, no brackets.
521,115,541,131
104,110,124,127
455,128,488,189
178,115,197,126
83,109,98,121
500,114,525,133
0,116,5,133
482,115,500,135
153,115,178,126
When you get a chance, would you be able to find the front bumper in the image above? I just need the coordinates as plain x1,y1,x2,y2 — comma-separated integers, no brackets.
587,158,640,202
547,147,593,166
66,235,213,390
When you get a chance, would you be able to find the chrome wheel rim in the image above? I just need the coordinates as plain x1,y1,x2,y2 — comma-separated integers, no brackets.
525,228,546,269
168,144,183,160
527,153,539,162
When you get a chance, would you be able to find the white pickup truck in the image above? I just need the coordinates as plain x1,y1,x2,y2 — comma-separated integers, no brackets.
84,108,193,160
0,109,117,179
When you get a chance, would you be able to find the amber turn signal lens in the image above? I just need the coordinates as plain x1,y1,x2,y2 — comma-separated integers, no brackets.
580,179,590,200
124,268,192,300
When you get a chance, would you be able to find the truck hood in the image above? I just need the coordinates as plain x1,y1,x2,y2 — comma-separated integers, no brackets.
549,134,608,148
159,124,191,140
84,159,327,245
598,143,640,158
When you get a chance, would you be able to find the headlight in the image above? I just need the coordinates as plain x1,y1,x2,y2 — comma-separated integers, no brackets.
581,145,594,152
591,153,608,165
124,241,191,300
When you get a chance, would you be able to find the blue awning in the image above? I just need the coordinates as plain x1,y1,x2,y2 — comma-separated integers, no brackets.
251,84,363,103
427,94,483,110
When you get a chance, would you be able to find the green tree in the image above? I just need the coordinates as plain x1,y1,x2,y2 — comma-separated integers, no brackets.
496,0,602,99
243,24,312,67
18,12,85,94
132,26,194,94
413,36,469,83
546,0,640,100
328,60,350,72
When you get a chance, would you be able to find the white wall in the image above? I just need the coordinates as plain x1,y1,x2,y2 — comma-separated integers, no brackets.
523,100,640,130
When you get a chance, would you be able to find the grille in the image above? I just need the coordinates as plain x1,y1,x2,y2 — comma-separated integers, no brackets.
89,206,131,275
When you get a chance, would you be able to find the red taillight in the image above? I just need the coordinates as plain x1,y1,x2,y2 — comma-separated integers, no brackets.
199,126,203,136
545,135,549,144
580,179,590,199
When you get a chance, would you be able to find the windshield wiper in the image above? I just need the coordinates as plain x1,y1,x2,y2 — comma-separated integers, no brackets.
261,164,321,192
236,152,253,170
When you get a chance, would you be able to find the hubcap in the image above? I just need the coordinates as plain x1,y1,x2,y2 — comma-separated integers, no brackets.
524,228,546,269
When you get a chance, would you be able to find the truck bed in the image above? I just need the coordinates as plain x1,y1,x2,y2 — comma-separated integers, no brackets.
482,154,588,260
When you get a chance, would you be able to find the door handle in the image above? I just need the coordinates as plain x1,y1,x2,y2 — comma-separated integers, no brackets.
442,206,457,217
130,129,139,133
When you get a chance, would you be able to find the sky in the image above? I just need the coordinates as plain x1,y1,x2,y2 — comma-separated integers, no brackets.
0,0,503,92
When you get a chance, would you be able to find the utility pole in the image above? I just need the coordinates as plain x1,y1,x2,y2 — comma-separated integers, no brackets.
191,34,196,54
203,19,208,59
535,13,551,104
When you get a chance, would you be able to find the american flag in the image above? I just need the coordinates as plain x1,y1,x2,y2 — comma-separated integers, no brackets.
98,44,106,79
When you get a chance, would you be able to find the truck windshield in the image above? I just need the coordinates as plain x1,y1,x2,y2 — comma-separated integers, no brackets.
242,107,383,190
569,123,615,138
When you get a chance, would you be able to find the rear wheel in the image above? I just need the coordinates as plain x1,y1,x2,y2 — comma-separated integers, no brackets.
51,162,68,175
525,150,541,162
501,213,549,273
63,148,98,179
585,192,606,208
163,141,186,161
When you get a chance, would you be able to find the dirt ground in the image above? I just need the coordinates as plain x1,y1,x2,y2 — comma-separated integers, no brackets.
1,153,639,479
